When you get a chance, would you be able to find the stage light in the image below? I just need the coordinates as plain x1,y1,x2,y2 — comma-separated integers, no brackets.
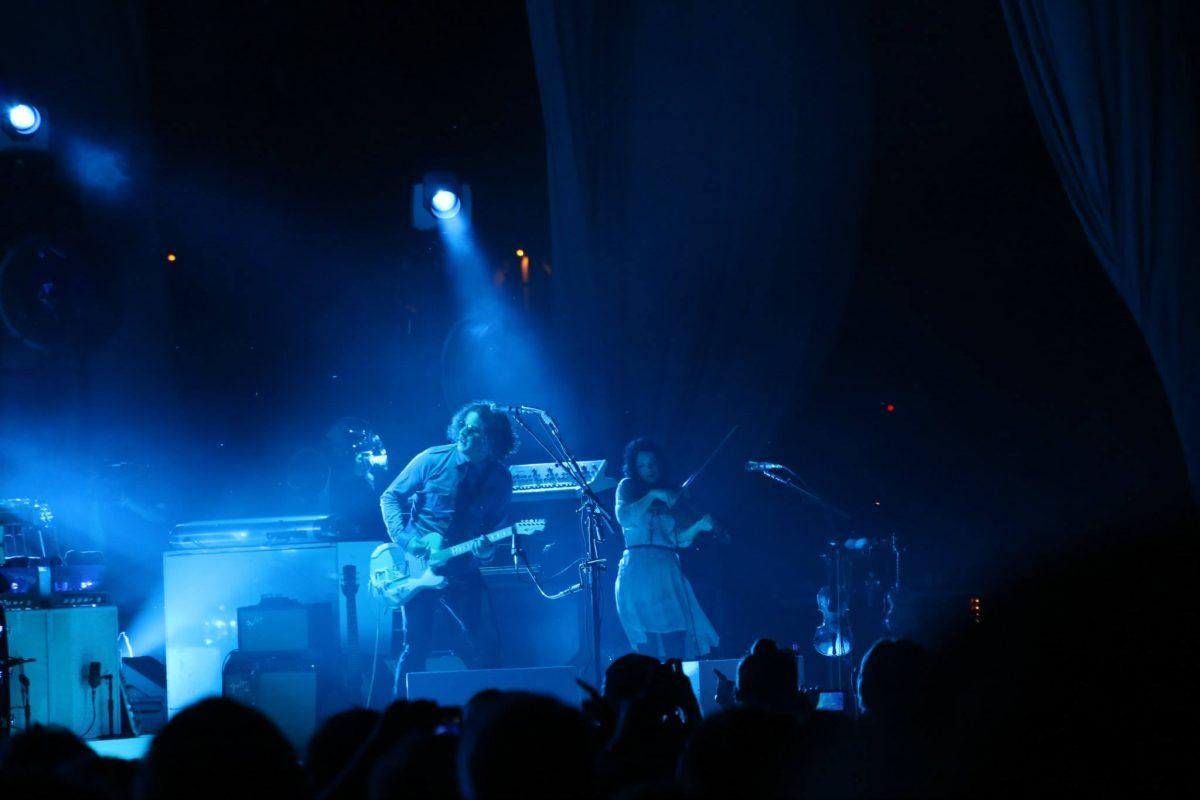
430,189,461,218
166,253,177,262
7,104,40,135
412,171,472,230
2,101,48,150
515,249,525,257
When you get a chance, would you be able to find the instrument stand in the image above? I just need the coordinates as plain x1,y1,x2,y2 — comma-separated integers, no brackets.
103,674,115,738
20,670,31,731
828,538,849,698
0,658,36,736
753,466,857,702
510,410,617,685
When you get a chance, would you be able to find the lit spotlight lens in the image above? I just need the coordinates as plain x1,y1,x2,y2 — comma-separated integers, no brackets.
430,189,461,219
7,104,41,135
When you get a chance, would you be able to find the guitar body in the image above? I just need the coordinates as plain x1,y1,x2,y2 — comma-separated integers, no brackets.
369,519,545,610
368,544,448,608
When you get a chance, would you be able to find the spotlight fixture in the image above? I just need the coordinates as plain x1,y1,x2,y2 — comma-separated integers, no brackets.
2,101,49,150
7,104,40,135
430,189,461,219
411,171,472,230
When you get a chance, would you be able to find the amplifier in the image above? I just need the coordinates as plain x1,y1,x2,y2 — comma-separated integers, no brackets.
0,563,50,609
222,651,320,750
164,541,391,718
1,562,109,608
479,567,579,669
236,598,335,655
50,563,108,607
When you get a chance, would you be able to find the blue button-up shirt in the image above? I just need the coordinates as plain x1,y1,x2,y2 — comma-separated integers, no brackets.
379,444,512,571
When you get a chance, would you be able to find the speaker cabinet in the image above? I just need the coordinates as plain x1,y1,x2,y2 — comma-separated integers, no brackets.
405,665,580,706
164,541,391,717
479,567,580,668
222,651,320,750
5,606,120,738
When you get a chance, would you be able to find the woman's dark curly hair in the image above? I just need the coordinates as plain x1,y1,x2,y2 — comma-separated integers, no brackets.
447,401,518,459
622,437,672,487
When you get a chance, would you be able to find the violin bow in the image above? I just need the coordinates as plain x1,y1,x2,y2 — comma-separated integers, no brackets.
680,424,739,491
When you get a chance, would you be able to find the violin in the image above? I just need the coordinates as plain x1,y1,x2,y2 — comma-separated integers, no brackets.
650,487,733,546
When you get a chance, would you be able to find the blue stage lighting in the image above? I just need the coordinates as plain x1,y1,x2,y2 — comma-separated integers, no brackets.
430,189,461,219
6,103,41,135
413,172,471,230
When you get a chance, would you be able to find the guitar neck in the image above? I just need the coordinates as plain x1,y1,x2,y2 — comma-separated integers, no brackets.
443,526,513,560
342,566,360,649
346,605,359,646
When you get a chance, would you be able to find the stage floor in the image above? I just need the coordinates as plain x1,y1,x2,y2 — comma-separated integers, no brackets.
87,735,154,760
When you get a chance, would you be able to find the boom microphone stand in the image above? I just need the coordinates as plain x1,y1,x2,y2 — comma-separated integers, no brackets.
750,464,855,696
508,408,617,685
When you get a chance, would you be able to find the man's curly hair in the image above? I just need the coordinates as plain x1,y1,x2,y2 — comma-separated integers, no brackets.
446,401,518,459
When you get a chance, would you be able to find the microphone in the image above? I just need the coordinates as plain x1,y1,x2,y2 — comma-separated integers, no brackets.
745,461,785,472
87,661,101,690
497,404,550,418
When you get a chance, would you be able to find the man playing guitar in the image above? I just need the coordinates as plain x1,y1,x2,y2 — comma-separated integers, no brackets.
379,401,516,696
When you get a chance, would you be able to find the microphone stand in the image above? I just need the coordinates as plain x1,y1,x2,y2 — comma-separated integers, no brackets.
752,465,854,697
103,674,115,738
752,466,850,521
20,670,31,730
509,409,616,685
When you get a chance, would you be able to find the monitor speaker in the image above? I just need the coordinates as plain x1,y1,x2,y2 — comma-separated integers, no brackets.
405,665,579,706
681,655,805,717
120,656,166,735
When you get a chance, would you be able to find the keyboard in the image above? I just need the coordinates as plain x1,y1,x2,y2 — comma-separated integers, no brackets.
509,460,616,502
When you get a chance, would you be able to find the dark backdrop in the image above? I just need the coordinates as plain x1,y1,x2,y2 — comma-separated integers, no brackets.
529,0,1195,650
0,0,1193,656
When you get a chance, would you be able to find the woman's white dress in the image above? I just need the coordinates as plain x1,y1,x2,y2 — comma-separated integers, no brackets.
613,478,719,658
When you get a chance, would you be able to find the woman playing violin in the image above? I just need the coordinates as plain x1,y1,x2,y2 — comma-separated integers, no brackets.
614,437,720,659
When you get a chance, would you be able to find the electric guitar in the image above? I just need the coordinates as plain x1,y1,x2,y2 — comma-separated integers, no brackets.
368,519,545,609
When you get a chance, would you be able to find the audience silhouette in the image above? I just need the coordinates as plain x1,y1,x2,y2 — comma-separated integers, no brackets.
1,520,1193,798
